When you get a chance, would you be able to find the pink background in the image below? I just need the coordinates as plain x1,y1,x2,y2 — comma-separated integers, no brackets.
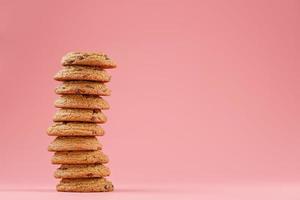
0,0,299,199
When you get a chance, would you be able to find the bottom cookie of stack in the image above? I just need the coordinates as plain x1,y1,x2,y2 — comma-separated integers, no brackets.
57,178,113,192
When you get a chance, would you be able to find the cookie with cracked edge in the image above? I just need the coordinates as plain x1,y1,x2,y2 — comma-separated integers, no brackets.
48,136,102,152
47,122,105,136
53,109,107,123
57,178,114,192
61,52,117,69
54,66,111,82
54,95,110,110
55,81,111,96
54,164,110,178
51,150,109,165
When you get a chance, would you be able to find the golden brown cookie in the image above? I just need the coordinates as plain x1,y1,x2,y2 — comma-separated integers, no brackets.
54,164,110,178
52,150,109,165
57,178,114,192
47,122,105,136
48,136,102,152
54,95,110,110
61,52,117,69
53,109,107,123
54,66,111,82
55,81,111,96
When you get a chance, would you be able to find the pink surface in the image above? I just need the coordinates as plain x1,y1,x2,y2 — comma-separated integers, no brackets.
0,0,300,199
1,183,300,200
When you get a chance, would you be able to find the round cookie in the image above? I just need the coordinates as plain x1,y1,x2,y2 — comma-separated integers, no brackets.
48,136,102,152
61,52,117,69
55,81,111,96
53,109,107,123
47,122,105,136
52,150,109,165
57,178,114,192
54,95,110,110
54,66,111,82
54,164,110,178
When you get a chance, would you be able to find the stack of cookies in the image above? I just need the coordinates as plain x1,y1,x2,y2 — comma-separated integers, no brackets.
47,52,116,192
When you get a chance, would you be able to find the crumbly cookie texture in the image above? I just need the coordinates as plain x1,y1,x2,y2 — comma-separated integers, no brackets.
54,95,110,110
48,136,102,152
53,109,107,123
55,81,111,96
57,178,114,192
47,122,105,136
52,150,109,165
61,52,117,69
54,164,110,179
54,66,111,82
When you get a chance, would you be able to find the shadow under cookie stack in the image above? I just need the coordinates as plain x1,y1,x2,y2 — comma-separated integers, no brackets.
47,52,116,192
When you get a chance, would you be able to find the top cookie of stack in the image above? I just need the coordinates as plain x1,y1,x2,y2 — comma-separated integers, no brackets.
62,52,117,68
